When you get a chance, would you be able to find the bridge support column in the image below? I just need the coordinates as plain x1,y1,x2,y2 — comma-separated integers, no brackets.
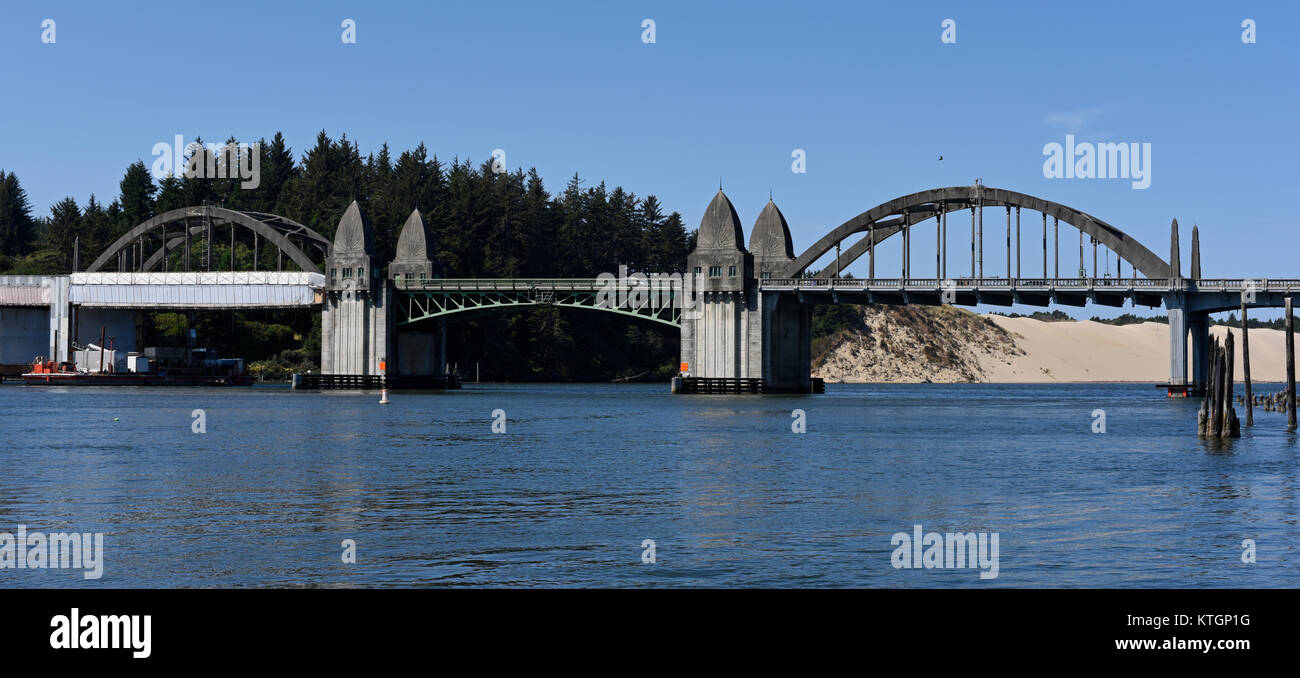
395,320,446,376
682,291,744,378
1188,311,1210,394
320,201,393,377
755,291,810,392
1166,295,1188,389
48,276,71,363
321,282,393,376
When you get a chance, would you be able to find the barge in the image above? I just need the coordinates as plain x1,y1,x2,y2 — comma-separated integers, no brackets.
22,344,254,387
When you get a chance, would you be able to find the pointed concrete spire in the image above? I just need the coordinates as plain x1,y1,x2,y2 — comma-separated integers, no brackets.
1169,218,1181,279
389,208,439,279
1190,224,1201,279
395,209,433,262
750,200,794,259
333,200,374,255
696,190,746,252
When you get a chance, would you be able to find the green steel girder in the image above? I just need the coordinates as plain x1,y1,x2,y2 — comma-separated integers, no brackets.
396,287,681,327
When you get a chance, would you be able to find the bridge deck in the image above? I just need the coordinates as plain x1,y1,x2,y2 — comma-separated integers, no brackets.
758,277,1300,310
758,277,1300,293
3,274,1295,311
394,277,679,291
68,272,325,309
395,276,1300,295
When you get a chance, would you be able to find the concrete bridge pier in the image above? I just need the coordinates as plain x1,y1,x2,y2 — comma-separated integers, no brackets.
389,209,447,376
320,204,456,383
1164,219,1189,392
395,323,446,375
1188,311,1210,393
321,202,392,376
682,191,751,380
1170,300,1190,389
750,200,811,392
1167,301,1188,388
756,291,811,391
680,192,812,392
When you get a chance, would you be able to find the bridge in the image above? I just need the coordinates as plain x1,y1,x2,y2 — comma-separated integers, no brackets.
680,184,1295,393
1,184,1293,394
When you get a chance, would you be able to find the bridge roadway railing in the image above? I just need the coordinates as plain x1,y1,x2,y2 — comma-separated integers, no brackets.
393,277,683,292
759,278,1300,293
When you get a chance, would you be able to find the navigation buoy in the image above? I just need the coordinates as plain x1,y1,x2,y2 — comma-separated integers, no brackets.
379,388,389,405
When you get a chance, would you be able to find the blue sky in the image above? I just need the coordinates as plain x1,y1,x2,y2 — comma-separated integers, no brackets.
2,1,1296,317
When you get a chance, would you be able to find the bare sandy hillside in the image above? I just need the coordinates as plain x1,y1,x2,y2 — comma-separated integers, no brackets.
812,306,1294,383
812,305,1022,383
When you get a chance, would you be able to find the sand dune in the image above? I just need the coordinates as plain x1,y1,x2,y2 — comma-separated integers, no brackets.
980,317,1293,383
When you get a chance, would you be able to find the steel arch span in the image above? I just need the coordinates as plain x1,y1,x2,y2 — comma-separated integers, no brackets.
784,186,1172,280
85,206,332,274
395,279,682,328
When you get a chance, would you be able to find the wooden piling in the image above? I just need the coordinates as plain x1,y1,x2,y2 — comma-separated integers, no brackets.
1241,298,1253,426
1198,333,1240,439
1215,337,1227,437
1287,297,1296,431
1222,331,1232,436
1222,331,1238,437
1205,337,1220,437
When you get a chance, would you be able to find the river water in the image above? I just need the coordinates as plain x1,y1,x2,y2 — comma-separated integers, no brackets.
1,382,1296,588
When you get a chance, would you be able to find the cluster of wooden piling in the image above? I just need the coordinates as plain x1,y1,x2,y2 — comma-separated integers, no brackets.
1199,331,1241,438
1238,389,1295,412
1211,296,1297,437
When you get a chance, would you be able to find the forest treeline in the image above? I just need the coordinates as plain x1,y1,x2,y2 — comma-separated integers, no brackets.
0,131,696,381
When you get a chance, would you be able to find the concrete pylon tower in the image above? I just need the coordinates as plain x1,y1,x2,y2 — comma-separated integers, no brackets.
389,209,439,281
749,200,795,278
389,209,445,375
747,200,811,391
1169,218,1181,280
321,201,392,375
681,190,751,378
1166,218,1187,388
1190,225,1201,280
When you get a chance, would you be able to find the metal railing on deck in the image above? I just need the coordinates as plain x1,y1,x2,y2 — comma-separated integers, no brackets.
394,277,684,292
755,277,1254,291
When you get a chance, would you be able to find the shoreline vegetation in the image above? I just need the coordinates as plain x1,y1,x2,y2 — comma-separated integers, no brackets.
1,132,692,382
